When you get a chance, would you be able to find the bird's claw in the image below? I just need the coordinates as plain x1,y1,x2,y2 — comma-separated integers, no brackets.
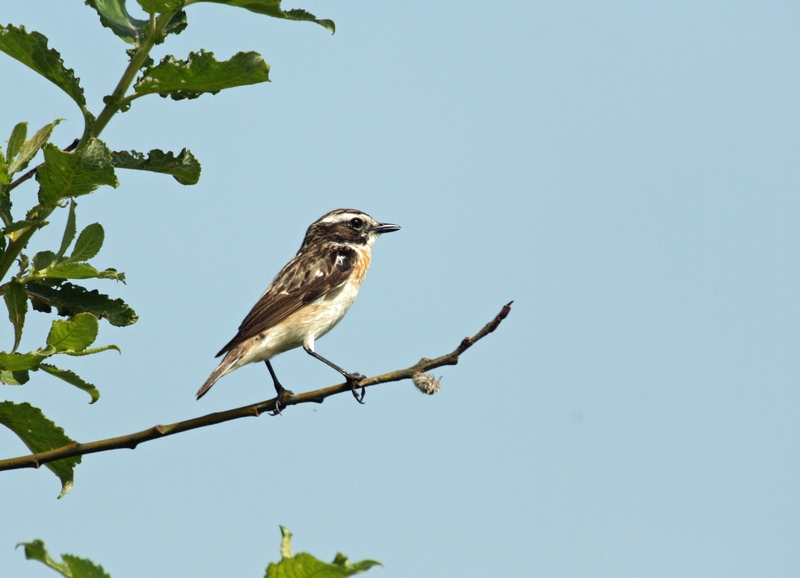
268,387,295,416
345,372,366,404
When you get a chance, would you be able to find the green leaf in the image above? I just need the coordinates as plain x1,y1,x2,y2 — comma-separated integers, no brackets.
61,555,112,578
85,0,148,46
8,119,62,175
39,363,99,403
0,369,30,385
26,281,138,327
111,148,201,185
134,50,270,101
3,219,42,234
70,223,105,261
0,25,85,107
36,140,119,207
265,527,381,578
44,262,125,281
194,0,335,33
330,554,383,576
4,279,28,351
87,0,188,46
137,0,185,13
266,554,381,578
47,313,98,353
33,250,58,271
60,344,120,357
0,402,80,498
57,200,78,259
0,351,45,371
18,540,112,578
7,122,28,161
0,147,9,186
17,540,68,576
18,253,30,275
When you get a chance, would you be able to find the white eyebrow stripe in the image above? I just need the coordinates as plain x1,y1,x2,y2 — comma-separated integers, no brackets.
320,212,365,224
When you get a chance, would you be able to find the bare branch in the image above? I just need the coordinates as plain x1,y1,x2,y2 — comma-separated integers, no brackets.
0,302,512,472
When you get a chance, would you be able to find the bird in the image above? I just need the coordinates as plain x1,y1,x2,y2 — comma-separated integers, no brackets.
196,208,400,410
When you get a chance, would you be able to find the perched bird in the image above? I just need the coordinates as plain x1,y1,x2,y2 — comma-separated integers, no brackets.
196,209,400,409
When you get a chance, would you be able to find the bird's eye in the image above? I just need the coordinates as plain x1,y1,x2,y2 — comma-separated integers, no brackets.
350,217,364,229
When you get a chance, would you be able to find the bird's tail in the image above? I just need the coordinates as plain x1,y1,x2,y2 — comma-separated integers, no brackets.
196,354,240,399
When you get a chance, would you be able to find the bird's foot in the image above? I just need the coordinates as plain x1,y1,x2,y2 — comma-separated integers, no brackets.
344,372,366,404
269,387,295,416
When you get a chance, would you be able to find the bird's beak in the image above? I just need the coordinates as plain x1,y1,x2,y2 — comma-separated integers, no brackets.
373,222,401,234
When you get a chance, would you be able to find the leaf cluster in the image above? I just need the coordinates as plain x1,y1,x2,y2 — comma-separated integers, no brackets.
0,0,335,496
18,528,379,577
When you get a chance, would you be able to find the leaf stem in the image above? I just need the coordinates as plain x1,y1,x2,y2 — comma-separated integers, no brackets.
81,11,177,149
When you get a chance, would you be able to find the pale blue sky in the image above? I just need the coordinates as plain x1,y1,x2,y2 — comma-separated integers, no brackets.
2,2,799,576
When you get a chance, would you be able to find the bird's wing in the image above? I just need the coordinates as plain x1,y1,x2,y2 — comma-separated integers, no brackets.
215,246,357,357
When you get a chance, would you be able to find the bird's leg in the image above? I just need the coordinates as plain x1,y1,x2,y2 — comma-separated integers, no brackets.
303,346,366,404
265,360,294,415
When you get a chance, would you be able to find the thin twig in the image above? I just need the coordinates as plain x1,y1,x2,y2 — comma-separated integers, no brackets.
7,139,79,193
0,302,513,472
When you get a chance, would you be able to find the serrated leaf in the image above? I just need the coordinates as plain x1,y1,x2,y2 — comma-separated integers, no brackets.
134,50,270,101
0,351,45,371
9,119,62,175
39,363,99,403
7,122,27,161
36,140,118,207
18,540,112,578
0,25,85,107
44,262,125,281
265,553,381,578
111,148,201,185
47,313,98,352
70,223,104,261
61,554,112,578
194,0,335,33
4,279,28,351
137,0,185,13
26,281,138,326
33,250,57,271
57,200,78,259
265,528,381,578
0,369,30,384
0,402,80,498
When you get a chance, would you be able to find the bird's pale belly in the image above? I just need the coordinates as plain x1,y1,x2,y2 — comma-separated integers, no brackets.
238,277,363,366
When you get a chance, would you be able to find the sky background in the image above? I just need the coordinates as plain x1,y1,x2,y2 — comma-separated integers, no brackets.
2,1,799,576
